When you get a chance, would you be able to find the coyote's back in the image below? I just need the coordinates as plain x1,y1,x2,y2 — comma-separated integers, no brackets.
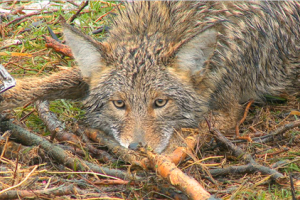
2,1,300,153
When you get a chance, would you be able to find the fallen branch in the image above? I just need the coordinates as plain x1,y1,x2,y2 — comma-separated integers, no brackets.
86,128,199,167
146,150,213,200
0,184,76,199
36,100,79,143
0,120,138,181
210,128,284,181
256,148,289,158
68,1,89,23
94,179,132,185
231,120,300,144
209,163,283,180
168,133,198,165
86,128,217,200
211,128,254,163
253,120,300,143
5,10,58,27
85,128,150,169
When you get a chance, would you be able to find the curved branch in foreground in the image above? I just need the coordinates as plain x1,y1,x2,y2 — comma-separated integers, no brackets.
36,100,79,143
86,128,199,168
0,120,139,181
36,100,115,162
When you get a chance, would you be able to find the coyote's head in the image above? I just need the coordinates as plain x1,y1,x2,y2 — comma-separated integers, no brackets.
61,2,217,153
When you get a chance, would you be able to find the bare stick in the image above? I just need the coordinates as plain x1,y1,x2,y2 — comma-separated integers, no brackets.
36,100,79,144
146,150,213,200
0,184,76,199
5,10,58,27
210,128,284,180
86,128,217,200
68,1,89,23
0,120,139,181
253,120,300,143
209,163,283,180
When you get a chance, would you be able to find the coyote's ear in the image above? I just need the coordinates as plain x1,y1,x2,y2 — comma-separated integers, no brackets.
174,29,217,77
60,16,107,78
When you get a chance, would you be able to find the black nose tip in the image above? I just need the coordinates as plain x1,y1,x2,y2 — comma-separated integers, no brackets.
128,142,139,150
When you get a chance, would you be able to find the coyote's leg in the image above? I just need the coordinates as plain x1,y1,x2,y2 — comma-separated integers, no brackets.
0,67,88,111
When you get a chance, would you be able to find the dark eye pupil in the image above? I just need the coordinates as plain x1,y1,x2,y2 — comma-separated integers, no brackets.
113,100,125,108
155,99,168,107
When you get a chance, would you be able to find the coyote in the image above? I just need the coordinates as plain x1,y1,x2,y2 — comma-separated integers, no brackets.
1,1,300,153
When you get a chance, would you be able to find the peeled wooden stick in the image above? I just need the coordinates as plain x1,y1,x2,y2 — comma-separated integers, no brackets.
146,151,214,200
168,134,197,165
86,128,218,200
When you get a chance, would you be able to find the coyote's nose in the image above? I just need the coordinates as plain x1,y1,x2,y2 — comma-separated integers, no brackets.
128,142,139,150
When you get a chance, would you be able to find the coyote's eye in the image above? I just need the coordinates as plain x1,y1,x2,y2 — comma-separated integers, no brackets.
113,100,125,109
154,99,168,108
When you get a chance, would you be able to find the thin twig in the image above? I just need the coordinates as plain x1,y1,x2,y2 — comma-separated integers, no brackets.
36,100,79,143
290,174,297,200
5,10,58,27
19,109,36,121
95,4,120,22
68,1,89,23
235,99,254,141
210,128,284,180
232,119,300,144
0,184,77,199
0,120,140,181
0,165,38,195
12,144,21,186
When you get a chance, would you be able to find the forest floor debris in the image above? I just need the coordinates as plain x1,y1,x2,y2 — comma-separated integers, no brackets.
0,1,300,199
